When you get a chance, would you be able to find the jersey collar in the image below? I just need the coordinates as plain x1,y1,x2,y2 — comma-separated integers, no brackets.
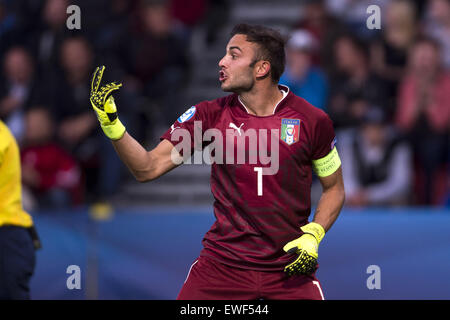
237,84,291,116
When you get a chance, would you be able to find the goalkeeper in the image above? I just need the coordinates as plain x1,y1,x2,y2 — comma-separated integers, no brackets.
90,24,345,300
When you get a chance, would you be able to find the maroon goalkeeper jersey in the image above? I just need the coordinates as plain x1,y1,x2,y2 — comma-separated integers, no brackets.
160,85,336,271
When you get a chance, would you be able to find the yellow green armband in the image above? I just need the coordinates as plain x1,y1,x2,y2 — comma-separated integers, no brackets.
312,146,341,177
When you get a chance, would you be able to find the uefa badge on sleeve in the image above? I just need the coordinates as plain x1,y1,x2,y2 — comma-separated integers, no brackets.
331,137,337,150
177,106,196,123
281,119,300,145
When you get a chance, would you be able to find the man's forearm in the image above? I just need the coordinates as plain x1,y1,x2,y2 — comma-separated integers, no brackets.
111,132,153,182
312,186,345,232
110,133,180,182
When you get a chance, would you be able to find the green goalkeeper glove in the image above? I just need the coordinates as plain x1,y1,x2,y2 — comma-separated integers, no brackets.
90,65,126,140
283,222,325,276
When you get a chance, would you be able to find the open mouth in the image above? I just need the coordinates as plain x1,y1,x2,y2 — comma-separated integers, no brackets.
219,70,228,82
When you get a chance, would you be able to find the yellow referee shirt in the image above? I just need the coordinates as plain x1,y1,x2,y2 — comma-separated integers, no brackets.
0,120,33,227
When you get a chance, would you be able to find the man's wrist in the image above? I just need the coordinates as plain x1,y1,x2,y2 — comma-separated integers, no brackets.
101,119,126,140
300,222,325,244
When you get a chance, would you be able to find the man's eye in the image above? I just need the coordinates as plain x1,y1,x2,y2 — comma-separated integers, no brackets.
231,54,237,59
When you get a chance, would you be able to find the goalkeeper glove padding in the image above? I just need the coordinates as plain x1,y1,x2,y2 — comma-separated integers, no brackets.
90,65,126,140
283,222,325,276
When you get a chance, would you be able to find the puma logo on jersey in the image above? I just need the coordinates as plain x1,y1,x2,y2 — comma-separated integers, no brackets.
229,122,244,136
170,124,180,133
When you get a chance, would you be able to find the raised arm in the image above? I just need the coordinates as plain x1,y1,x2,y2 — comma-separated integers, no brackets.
89,65,181,182
112,134,181,182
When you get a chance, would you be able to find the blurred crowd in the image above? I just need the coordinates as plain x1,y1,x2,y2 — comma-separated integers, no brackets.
0,0,448,209
282,0,449,208
0,0,226,209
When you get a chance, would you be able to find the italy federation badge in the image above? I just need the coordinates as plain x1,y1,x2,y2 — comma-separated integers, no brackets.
281,119,300,145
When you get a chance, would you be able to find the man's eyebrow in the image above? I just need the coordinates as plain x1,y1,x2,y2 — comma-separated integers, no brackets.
228,46,242,52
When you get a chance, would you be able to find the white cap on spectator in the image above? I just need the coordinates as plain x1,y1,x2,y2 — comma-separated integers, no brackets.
287,29,317,52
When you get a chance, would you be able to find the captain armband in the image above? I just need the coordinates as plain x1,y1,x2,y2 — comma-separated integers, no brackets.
312,146,341,177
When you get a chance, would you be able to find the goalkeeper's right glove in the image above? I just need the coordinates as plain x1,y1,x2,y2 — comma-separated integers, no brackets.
90,65,126,140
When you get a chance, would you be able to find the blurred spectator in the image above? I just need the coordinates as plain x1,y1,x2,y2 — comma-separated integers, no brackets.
424,0,450,70
293,0,347,70
71,0,117,43
328,34,389,128
280,29,329,111
325,0,389,39
370,0,418,101
340,107,412,207
115,0,190,127
54,37,97,149
21,108,82,209
169,0,207,46
0,46,44,142
28,0,73,77
170,0,207,30
50,36,126,202
94,0,139,55
200,0,231,47
396,37,450,205
0,0,43,56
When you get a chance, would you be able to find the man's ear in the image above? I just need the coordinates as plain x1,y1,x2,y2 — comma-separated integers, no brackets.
255,60,271,79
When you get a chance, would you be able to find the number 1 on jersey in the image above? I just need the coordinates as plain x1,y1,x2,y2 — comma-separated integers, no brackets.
254,167,263,196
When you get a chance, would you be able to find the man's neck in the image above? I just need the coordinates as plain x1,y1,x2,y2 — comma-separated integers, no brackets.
238,83,284,116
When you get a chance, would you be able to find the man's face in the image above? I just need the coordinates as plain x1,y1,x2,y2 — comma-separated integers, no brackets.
334,37,363,73
218,34,259,93
4,49,33,84
409,42,440,76
61,39,92,74
286,48,311,79
25,109,53,144
362,123,385,147
44,0,69,28
429,0,450,23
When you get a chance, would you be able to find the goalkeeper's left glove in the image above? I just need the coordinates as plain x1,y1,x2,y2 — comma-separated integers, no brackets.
90,65,126,140
283,222,325,276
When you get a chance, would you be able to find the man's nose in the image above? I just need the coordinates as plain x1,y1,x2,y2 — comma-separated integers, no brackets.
218,56,226,68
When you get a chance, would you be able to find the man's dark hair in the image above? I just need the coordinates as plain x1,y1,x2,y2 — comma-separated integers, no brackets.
230,23,287,83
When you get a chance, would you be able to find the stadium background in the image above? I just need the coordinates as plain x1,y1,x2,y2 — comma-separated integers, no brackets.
0,0,449,299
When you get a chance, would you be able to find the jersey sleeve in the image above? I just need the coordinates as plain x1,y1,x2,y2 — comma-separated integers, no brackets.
160,100,220,157
312,113,336,159
311,113,341,177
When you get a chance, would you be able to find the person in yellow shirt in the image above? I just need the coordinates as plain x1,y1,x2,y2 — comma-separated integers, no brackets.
0,120,40,299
